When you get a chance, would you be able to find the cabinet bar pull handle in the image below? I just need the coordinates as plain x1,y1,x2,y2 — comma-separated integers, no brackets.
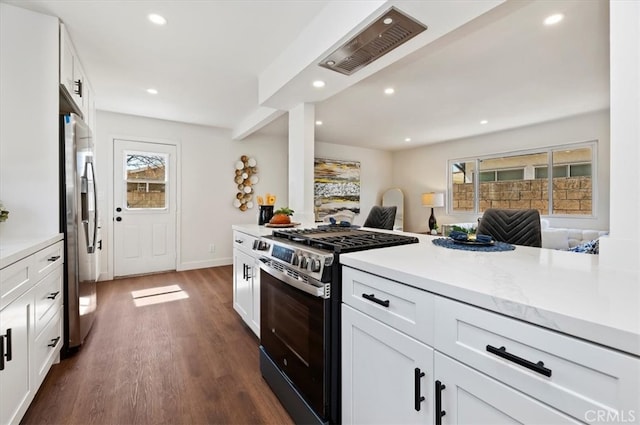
0,332,4,371
486,345,552,377
362,293,390,308
414,368,426,411
48,337,61,348
235,239,243,243
48,255,61,262
47,291,61,300
435,380,446,425
74,79,83,97
4,329,11,362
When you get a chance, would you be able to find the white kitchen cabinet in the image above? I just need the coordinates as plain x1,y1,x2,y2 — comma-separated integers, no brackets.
434,296,640,422
342,267,434,345
434,352,580,425
59,23,95,131
232,230,261,337
0,289,33,425
340,264,640,424
0,238,64,425
233,248,254,322
342,304,434,425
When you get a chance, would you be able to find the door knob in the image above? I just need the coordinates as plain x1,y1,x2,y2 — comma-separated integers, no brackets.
116,217,122,222
116,207,122,212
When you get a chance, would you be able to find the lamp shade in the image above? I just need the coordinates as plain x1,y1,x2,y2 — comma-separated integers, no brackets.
421,192,444,208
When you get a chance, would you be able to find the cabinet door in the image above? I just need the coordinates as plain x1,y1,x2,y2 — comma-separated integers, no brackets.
72,61,86,114
342,304,434,425
0,289,32,425
233,249,253,323
250,258,260,336
59,27,75,95
434,353,581,425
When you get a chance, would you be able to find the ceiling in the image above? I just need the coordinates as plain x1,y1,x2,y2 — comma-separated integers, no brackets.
4,0,609,152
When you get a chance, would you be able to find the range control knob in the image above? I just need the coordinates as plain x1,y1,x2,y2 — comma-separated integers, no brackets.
310,258,321,272
252,240,260,250
259,241,270,251
300,256,309,269
292,254,300,266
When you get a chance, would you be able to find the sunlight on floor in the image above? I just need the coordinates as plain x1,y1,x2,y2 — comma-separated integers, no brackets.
131,284,189,307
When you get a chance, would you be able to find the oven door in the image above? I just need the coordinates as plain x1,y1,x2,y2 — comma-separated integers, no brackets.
260,260,330,419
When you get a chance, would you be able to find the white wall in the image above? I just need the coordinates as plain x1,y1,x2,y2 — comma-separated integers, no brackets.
0,4,59,239
316,141,393,226
392,110,610,233
95,111,288,279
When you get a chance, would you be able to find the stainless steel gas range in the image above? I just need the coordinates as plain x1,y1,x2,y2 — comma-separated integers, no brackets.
253,227,419,424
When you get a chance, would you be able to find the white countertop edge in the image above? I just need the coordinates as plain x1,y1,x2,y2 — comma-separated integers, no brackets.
0,234,64,269
340,255,640,358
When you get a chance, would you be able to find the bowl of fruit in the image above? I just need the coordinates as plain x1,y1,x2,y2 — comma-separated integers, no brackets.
266,207,298,227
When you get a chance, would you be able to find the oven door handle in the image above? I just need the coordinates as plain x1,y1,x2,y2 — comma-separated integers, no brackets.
259,259,327,298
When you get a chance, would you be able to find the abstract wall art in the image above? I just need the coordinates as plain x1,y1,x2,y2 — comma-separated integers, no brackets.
314,158,360,220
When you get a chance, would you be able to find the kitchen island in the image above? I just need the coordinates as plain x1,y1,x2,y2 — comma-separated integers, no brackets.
340,234,639,424
340,234,639,355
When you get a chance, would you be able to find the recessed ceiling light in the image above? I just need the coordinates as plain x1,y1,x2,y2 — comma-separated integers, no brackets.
544,13,564,26
315,120,323,126
384,87,395,95
480,120,488,125
148,13,167,26
383,17,393,25
146,88,158,95
312,80,326,88
404,138,411,142
326,60,336,66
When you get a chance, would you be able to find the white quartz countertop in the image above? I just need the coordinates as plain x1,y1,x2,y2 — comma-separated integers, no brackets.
0,234,64,269
340,234,640,357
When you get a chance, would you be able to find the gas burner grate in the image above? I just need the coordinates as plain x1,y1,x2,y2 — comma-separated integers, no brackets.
271,228,419,253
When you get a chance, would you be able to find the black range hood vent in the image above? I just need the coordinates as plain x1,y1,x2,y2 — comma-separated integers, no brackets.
319,7,427,76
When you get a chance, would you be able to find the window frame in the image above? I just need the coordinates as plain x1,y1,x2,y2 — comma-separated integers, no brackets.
447,141,597,218
124,150,169,211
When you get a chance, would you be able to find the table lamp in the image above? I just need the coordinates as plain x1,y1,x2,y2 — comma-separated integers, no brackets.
422,192,445,233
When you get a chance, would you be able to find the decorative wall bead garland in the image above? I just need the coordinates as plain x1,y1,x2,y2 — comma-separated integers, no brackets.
233,155,258,211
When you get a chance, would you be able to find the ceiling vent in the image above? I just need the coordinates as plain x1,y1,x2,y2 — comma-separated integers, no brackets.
319,7,427,76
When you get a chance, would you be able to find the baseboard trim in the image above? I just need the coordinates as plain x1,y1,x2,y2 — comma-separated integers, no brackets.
177,257,232,271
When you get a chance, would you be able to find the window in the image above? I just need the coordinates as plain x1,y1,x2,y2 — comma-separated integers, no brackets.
451,161,475,211
125,152,168,209
449,143,595,216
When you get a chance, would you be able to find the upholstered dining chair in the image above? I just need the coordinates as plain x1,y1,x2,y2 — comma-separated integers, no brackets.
476,208,542,247
363,206,397,230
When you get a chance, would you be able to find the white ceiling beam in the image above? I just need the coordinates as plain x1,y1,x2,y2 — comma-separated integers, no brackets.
232,106,286,141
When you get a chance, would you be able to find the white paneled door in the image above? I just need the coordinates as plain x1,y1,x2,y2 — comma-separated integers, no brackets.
113,140,177,277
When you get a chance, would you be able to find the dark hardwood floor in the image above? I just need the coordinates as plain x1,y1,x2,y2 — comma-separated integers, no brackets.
21,266,294,425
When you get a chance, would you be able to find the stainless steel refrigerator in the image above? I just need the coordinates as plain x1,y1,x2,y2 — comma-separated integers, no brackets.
60,113,98,350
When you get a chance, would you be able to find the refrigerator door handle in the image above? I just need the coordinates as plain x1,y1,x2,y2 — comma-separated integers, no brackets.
89,160,98,254
80,161,90,252
80,170,88,222
85,158,98,254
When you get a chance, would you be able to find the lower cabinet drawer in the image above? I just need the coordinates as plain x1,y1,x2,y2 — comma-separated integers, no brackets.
33,266,63,337
32,306,63,388
233,230,259,256
434,296,640,422
343,266,434,345
435,352,581,424
32,240,64,282
0,256,31,310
